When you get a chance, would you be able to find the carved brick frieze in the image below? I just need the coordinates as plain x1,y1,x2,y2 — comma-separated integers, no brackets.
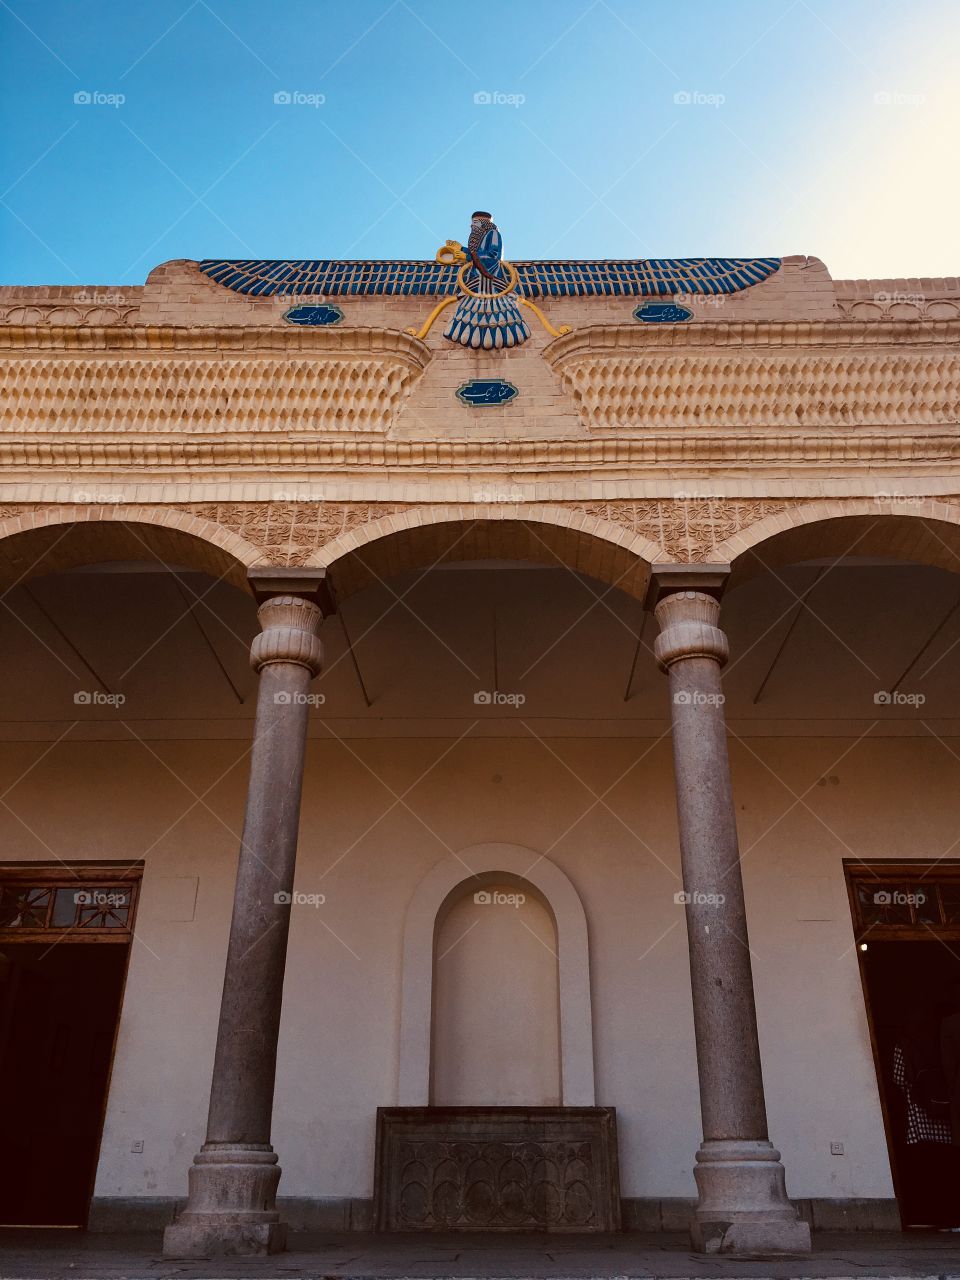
182,501,415,566
0,304,140,327
1,497,959,571
181,498,815,564
564,499,800,562
838,299,960,323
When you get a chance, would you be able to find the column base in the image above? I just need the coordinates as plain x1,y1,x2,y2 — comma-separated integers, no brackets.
690,1139,811,1256
162,1142,287,1258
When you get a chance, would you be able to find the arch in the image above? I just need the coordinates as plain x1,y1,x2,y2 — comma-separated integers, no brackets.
308,504,666,602
712,498,960,588
432,880,561,1106
398,843,595,1106
0,505,264,593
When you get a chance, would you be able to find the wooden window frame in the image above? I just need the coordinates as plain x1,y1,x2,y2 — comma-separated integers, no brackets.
844,859,960,943
0,862,142,944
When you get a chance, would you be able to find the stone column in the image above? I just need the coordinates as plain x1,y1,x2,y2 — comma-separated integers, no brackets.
164,589,324,1258
652,576,810,1255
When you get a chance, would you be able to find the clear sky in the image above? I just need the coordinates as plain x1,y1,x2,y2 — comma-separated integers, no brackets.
1,0,958,285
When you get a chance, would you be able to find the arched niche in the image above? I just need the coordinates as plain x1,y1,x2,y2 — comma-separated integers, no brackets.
398,843,595,1106
431,874,561,1106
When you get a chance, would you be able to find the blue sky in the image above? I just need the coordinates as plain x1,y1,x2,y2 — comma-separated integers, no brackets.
1,0,958,285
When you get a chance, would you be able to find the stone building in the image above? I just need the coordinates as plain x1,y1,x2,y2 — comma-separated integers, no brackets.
0,221,959,1256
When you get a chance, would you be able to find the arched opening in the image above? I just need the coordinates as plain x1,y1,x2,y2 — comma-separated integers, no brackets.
0,511,259,1228
713,507,960,1232
312,506,661,604
431,874,560,1106
715,501,960,591
0,507,260,594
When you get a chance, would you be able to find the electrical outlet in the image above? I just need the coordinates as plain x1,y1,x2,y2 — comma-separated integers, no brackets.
131,1140,144,1154
830,1141,844,1156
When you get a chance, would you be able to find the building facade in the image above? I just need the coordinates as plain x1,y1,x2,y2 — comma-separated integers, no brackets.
1,222,959,1256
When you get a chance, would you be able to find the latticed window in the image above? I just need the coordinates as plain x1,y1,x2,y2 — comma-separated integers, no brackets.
0,866,140,939
846,863,960,937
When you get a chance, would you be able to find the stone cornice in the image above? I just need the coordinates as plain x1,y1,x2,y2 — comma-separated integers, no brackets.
0,431,957,475
544,318,960,363
2,319,957,358
0,324,432,364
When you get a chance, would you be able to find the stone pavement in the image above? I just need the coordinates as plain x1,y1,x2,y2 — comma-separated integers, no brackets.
1,1231,959,1280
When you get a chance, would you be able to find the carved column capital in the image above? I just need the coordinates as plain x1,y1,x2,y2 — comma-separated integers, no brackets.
653,590,729,670
249,596,323,675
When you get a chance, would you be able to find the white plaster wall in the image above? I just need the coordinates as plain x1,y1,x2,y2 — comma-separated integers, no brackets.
2,733,943,1204
2,561,958,1209
432,884,560,1106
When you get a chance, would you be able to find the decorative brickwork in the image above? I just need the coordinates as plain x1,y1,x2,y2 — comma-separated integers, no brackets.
563,499,798,562
547,324,960,431
0,303,141,327
0,499,958,591
0,254,957,595
183,502,415,567
1,352,425,434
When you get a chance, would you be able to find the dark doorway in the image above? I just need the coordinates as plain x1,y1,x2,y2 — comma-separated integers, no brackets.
0,942,129,1226
847,863,960,1229
859,940,960,1227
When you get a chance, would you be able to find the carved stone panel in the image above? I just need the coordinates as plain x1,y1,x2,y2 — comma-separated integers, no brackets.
374,1106,620,1233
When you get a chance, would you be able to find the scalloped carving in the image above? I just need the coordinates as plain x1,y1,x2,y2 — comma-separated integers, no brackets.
554,351,960,431
0,355,425,433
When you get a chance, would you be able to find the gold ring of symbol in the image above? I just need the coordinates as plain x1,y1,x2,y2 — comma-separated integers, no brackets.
456,259,519,299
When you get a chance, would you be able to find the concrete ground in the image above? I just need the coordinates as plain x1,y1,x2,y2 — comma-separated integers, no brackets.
0,1230,959,1280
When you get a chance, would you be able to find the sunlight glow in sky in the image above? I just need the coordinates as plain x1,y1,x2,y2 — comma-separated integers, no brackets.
1,0,958,284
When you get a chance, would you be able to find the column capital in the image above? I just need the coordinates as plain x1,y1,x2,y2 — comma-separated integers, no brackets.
247,566,334,613
645,563,730,611
653,590,728,669
250,595,323,675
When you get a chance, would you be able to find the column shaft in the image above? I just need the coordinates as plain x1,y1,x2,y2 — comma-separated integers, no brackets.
164,595,323,1259
664,651,768,1142
654,589,810,1256
206,659,314,1144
